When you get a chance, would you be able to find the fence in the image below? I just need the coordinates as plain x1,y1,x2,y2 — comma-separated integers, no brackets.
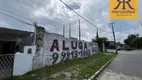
0,54,15,80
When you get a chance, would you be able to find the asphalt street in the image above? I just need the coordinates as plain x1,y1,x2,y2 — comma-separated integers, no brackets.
97,50,142,80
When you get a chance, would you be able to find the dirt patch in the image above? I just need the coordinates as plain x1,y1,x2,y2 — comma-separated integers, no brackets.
50,72,72,80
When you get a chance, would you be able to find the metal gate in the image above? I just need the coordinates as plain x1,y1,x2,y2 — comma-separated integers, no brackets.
0,54,15,80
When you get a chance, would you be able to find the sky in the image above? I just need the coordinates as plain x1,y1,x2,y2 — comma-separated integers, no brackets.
0,0,142,43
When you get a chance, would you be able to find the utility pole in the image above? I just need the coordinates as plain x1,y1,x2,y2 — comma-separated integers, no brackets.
102,40,106,52
69,23,71,38
63,25,65,37
79,20,81,40
109,22,118,53
140,21,142,27
96,29,99,39
33,22,38,45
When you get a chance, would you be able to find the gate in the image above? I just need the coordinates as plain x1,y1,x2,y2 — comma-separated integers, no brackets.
0,54,15,80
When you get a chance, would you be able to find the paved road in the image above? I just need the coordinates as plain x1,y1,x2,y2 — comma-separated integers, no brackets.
97,50,142,80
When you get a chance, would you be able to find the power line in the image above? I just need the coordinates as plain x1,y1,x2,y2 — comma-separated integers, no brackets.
0,11,33,26
28,0,49,11
39,0,83,26
40,0,112,33
30,0,48,7
39,0,72,24
15,0,50,14
59,0,112,33
0,7,35,22
16,0,70,24
15,0,112,34
0,8,52,30
35,0,47,5
16,0,87,30
15,0,38,10
39,0,50,4
13,0,55,28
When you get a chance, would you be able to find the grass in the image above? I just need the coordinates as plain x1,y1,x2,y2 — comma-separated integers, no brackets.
13,52,116,80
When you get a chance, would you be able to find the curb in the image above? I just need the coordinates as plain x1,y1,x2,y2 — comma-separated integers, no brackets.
88,56,115,80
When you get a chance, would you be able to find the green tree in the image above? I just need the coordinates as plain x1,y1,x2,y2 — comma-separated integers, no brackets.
124,34,142,49
92,37,108,51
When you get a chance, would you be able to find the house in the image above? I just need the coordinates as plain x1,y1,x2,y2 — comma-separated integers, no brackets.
0,27,34,54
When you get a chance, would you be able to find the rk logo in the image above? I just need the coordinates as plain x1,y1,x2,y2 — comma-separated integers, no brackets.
114,0,134,10
110,0,138,20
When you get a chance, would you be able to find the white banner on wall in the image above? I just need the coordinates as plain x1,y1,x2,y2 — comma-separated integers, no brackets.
33,32,98,69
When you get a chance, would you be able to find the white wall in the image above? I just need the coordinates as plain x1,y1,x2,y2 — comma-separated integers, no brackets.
33,32,98,69
13,32,98,76
13,46,36,76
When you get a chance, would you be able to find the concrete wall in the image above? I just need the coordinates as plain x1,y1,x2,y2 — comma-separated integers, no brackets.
13,31,98,76
33,32,98,69
13,46,36,76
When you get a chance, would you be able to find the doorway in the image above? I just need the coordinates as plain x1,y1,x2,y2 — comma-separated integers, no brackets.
0,41,16,54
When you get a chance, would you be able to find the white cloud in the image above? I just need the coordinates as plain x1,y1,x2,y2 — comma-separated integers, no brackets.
0,0,141,43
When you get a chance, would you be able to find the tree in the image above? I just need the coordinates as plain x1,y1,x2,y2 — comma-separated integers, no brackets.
92,37,108,51
124,34,142,49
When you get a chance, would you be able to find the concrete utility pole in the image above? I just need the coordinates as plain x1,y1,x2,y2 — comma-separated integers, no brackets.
79,20,81,40
96,29,99,39
109,22,118,53
33,22,38,45
102,40,106,52
63,25,65,37
69,23,71,38
140,21,142,27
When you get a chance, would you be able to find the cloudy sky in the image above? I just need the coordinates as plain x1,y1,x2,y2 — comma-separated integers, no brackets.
0,0,142,43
